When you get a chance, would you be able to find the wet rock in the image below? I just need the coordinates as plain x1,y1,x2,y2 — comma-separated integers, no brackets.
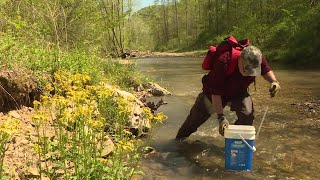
134,84,145,92
292,99,320,116
146,99,168,113
142,146,156,154
267,175,277,178
144,82,172,96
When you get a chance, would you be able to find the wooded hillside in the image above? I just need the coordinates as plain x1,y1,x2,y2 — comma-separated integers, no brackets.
129,0,320,67
1,0,319,67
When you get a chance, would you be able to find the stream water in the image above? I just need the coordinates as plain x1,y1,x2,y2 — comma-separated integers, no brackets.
133,57,320,180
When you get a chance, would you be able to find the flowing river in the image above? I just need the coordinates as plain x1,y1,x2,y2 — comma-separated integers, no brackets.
133,57,320,180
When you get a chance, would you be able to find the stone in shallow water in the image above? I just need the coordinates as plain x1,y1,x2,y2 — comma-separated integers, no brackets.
144,82,172,96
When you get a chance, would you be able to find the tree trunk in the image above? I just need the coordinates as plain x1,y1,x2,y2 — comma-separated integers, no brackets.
207,0,212,30
197,0,201,35
185,0,189,36
215,0,219,33
118,0,124,54
161,0,169,44
174,0,179,38
226,0,230,30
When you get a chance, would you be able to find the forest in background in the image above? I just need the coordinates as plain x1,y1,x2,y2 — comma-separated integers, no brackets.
0,0,136,59
129,0,320,67
0,0,319,68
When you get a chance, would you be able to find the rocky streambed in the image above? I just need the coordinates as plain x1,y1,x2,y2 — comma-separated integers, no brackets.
291,98,320,117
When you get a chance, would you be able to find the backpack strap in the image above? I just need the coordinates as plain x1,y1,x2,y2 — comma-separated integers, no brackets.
226,36,250,76
202,36,250,74
226,47,241,76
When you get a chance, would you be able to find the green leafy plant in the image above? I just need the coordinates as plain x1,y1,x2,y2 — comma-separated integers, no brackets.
32,70,166,179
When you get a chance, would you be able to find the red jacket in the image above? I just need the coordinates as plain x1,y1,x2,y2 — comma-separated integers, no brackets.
203,51,271,101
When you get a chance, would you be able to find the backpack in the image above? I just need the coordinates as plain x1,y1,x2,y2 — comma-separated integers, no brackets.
202,36,250,76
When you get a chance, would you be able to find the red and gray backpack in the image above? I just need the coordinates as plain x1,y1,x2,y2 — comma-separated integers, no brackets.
202,36,250,76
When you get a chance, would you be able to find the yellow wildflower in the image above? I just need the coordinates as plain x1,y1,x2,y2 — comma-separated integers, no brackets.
88,119,104,129
123,129,133,136
0,117,20,136
153,112,167,123
32,111,49,126
33,100,41,110
98,158,108,164
116,140,135,152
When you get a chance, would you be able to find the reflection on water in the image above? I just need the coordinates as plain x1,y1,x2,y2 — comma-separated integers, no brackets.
133,57,320,180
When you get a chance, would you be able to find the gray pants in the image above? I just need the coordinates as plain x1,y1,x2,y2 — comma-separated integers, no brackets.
175,92,254,139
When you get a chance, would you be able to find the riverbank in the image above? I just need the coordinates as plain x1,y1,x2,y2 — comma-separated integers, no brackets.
124,50,206,59
0,68,171,179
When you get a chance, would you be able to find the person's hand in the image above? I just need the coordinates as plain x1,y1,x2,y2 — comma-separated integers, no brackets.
269,81,281,97
217,114,229,136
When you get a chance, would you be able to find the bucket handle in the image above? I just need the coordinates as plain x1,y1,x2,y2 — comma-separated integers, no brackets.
239,134,256,152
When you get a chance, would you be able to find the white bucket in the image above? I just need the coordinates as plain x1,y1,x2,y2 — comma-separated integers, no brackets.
224,125,256,171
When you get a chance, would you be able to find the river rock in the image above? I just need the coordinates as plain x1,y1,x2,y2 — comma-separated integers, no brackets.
291,99,320,116
105,84,151,134
133,84,145,92
144,82,172,96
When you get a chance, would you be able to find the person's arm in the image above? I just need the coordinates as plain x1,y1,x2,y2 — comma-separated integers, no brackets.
209,54,228,114
211,94,224,115
262,70,280,97
262,70,278,83
209,52,230,136
260,56,281,97
212,94,229,136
